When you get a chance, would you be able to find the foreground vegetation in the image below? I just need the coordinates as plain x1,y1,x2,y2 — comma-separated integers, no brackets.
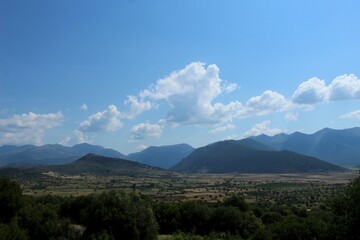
1,174,360,240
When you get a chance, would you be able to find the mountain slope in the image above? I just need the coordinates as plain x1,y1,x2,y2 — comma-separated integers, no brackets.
127,144,194,169
0,144,125,167
0,154,167,179
47,153,164,176
171,140,345,173
253,127,360,165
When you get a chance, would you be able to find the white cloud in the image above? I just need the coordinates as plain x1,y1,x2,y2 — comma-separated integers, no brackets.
81,103,88,111
328,74,360,100
139,62,241,125
209,124,235,134
79,105,123,132
130,122,163,141
292,77,329,104
59,130,91,146
292,74,360,104
136,144,149,151
340,109,360,120
124,95,154,119
243,90,291,117
242,120,283,138
222,82,238,93
0,112,63,145
285,112,299,121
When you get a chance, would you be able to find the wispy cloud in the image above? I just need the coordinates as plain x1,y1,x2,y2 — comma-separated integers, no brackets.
209,124,235,134
340,109,360,120
80,103,88,111
242,120,283,138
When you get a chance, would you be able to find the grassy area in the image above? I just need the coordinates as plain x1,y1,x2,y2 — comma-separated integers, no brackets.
12,170,357,207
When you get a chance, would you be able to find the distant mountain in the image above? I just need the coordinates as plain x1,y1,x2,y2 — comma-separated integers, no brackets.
0,154,166,179
171,139,345,173
127,144,194,169
252,127,360,165
72,143,125,158
47,153,164,176
0,143,125,167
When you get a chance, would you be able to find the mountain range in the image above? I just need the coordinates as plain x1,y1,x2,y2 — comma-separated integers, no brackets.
0,127,359,172
0,153,166,179
252,127,360,165
171,139,345,173
127,144,194,169
0,143,125,167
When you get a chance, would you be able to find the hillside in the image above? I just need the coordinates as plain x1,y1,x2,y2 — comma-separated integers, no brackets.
47,153,164,176
0,143,125,167
252,127,360,165
127,144,194,169
0,154,166,179
171,139,345,173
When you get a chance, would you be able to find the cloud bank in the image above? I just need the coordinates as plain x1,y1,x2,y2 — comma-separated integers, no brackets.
0,112,63,145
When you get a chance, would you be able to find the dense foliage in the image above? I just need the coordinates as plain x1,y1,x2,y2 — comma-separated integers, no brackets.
0,175,359,239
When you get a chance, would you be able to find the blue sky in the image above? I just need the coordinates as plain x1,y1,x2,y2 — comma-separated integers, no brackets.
1,0,360,154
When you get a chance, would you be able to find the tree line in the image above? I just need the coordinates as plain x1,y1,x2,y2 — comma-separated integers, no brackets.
0,175,359,239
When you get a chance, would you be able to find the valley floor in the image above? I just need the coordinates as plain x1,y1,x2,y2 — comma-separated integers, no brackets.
18,171,358,207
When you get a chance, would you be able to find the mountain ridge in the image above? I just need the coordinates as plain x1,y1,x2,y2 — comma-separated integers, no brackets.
127,143,194,169
172,139,345,173
252,127,360,165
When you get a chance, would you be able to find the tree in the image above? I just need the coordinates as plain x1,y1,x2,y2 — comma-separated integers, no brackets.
81,191,158,240
0,178,23,223
329,175,360,240
223,194,248,212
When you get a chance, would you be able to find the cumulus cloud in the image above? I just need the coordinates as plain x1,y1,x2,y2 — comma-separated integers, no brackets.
79,105,123,132
139,62,241,125
328,74,360,100
0,112,63,145
243,90,291,117
292,74,360,104
124,95,154,119
292,77,329,104
340,109,360,120
209,124,235,134
242,120,283,138
130,122,163,141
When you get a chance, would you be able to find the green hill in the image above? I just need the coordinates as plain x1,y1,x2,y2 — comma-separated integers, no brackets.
171,140,345,173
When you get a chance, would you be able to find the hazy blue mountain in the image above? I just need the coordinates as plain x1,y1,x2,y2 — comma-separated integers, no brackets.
252,127,360,165
47,153,164,176
127,143,194,169
234,138,276,151
72,143,125,158
0,154,167,179
0,144,125,167
171,139,345,173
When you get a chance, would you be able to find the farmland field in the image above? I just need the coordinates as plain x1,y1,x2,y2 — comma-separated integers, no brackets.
13,170,358,207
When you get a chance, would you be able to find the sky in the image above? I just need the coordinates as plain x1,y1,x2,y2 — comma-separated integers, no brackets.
1,0,360,154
